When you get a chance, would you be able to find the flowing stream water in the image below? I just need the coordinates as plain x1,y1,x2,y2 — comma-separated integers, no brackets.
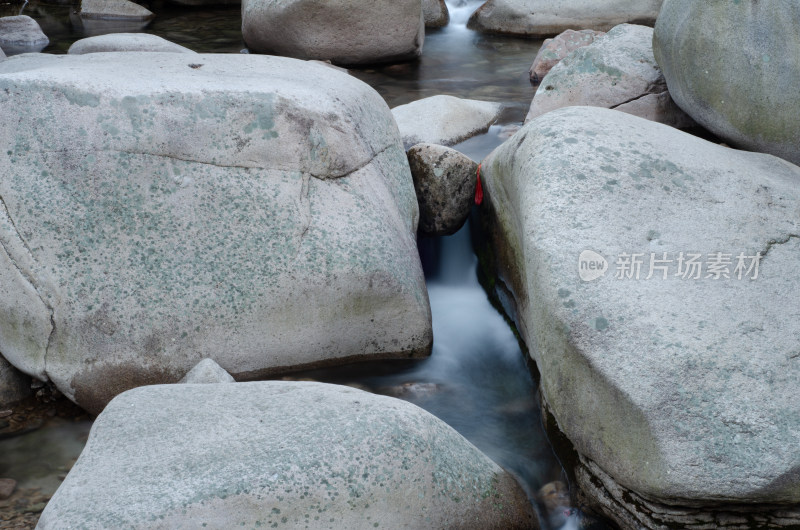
0,2,611,528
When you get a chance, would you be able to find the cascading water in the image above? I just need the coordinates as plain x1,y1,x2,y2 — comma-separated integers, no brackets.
445,0,486,27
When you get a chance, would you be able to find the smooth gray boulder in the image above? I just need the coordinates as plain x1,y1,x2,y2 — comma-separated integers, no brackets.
0,16,49,55
654,0,800,166
529,29,605,84
0,52,431,414
242,0,425,66
407,143,477,236
179,358,235,384
423,0,449,28
481,106,800,527
467,0,663,37
0,355,31,406
80,0,155,21
392,95,503,149
526,24,694,129
38,382,536,529
68,33,196,55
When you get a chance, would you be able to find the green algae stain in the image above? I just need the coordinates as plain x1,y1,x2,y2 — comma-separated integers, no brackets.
62,88,100,108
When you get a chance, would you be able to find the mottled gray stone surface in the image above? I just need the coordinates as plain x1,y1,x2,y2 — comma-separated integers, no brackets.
38,382,536,529
482,106,800,507
0,53,431,414
529,29,604,84
526,24,694,129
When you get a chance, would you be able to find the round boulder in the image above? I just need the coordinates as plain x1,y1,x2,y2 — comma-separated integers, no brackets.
654,0,800,165
0,15,49,55
242,0,425,66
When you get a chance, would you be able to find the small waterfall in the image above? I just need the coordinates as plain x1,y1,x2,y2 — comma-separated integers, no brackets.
444,0,486,27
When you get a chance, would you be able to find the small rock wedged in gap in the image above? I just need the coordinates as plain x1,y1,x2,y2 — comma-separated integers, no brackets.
407,142,477,236
179,358,235,384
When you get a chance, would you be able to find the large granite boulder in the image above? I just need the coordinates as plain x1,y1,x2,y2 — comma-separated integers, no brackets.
467,0,663,37
38,382,536,529
0,15,49,55
392,95,503,149
480,106,800,527
68,33,196,55
654,0,800,166
526,24,694,129
529,29,605,84
0,52,431,415
242,0,425,66
407,143,477,236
